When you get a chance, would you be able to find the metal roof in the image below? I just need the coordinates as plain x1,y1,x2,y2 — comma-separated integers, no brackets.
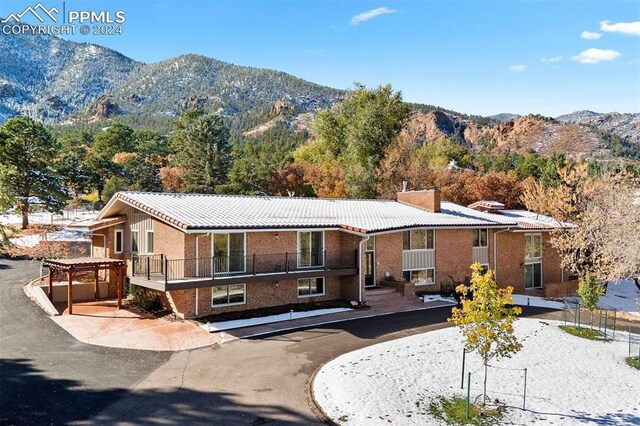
98,192,520,233
490,210,572,230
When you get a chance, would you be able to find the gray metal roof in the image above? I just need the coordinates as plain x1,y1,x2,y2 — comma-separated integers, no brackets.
98,191,519,233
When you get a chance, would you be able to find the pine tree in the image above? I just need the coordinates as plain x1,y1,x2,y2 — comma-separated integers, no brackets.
0,116,69,229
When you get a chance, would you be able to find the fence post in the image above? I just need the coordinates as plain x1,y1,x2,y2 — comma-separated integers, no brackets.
146,256,150,280
324,250,328,271
164,257,168,285
461,348,466,389
604,311,608,339
285,252,289,273
523,367,528,410
612,310,616,339
252,254,256,275
630,326,632,357
577,302,581,330
466,372,471,419
132,255,136,277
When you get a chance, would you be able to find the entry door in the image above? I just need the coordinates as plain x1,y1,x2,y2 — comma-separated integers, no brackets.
364,251,375,287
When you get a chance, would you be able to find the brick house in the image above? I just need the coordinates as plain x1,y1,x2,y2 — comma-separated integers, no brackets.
80,190,575,319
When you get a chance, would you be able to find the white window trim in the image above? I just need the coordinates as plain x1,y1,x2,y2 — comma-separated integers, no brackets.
114,229,123,254
145,230,154,254
297,277,325,298
297,231,325,268
211,284,247,307
131,230,139,253
403,228,436,251
473,228,489,248
524,233,543,262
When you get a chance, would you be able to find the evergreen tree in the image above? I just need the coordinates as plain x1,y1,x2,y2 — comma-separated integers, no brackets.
173,110,232,193
0,116,69,229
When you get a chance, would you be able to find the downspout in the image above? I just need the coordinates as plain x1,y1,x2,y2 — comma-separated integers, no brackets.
358,236,370,304
493,228,512,282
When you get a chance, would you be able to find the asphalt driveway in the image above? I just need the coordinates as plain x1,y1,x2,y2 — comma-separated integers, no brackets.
3,258,610,425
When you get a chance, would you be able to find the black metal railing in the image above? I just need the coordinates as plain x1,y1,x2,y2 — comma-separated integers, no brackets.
131,250,358,283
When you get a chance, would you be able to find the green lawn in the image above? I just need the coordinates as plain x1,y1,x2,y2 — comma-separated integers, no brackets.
428,396,504,425
626,357,640,370
558,325,607,341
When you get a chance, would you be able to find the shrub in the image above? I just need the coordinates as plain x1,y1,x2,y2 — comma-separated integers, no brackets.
129,284,163,312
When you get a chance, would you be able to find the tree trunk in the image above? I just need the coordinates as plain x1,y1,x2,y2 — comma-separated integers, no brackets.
21,203,29,230
483,362,488,406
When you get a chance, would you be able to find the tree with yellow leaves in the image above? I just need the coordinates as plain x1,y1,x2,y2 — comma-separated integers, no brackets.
449,264,523,405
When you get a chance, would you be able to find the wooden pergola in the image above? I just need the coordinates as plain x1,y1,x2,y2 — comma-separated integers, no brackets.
42,258,126,315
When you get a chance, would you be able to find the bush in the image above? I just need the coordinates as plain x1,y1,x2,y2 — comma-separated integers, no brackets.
428,395,504,425
558,325,606,341
626,357,640,370
129,284,163,312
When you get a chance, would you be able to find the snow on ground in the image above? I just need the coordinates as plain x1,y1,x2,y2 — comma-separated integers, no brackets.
421,295,457,305
598,279,640,317
201,308,352,332
10,230,90,248
511,294,565,309
314,319,640,425
0,210,98,227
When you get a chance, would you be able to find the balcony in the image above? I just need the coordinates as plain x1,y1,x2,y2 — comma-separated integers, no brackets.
129,251,359,291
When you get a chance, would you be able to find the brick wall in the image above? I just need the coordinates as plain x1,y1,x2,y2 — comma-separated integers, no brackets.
154,220,186,260
168,275,345,318
495,231,525,292
397,190,441,212
373,233,403,283
435,229,474,290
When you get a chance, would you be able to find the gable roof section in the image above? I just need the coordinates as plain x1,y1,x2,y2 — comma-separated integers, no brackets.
98,192,519,233
490,210,573,230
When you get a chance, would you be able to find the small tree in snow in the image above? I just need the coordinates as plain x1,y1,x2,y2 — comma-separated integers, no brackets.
577,273,605,328
449,264,523,405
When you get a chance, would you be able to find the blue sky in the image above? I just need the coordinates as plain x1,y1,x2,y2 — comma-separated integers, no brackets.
2,0,639,116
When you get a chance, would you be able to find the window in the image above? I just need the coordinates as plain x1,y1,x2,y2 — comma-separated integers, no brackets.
403,269,435,286
403,229,435,250
365,236,375,251
146,230,154,254
524,234,543,289
525,234,542,260
298,231,324,267
211,284,246,306
525,263,542,289
114,230,123,254
473,229,488,248
212,232,245,273
131,230,139,253
298,277,325,297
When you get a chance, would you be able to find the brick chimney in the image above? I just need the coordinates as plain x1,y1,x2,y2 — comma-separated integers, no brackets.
397,189,441,213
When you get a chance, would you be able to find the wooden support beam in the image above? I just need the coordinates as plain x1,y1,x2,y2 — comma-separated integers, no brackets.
67,270,73,315
94,269,99,301
48,268,53,302
117,266,123,309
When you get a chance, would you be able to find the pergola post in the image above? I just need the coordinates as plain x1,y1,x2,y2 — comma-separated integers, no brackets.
117,266,123,309
48,268,53,302
94,269,99,301
67,270,73,315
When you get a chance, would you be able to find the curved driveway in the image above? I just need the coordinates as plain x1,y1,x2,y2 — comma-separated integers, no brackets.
2,258,588,425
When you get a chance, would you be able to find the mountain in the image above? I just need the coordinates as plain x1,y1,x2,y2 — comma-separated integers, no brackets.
488,113,521,122
556,110,640,145
0,32,343,126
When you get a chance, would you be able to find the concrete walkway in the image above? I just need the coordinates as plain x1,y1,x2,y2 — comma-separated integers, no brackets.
49,294,454,351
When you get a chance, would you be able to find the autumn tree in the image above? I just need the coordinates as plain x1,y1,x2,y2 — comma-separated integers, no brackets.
0,116,69,229
449,264,523,405
295,84,410,198
522,163,640,283
173,109,232,193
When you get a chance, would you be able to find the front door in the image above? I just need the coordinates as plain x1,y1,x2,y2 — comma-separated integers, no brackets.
364,251,375,287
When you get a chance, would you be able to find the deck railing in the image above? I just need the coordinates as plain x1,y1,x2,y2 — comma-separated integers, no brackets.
131,250,357,283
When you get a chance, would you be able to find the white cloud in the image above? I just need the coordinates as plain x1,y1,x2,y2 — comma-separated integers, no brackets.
350,7,397,25
571,48,622,64
540,56,563,63
507,64,526,72
581,31,602,40
600,20,640,36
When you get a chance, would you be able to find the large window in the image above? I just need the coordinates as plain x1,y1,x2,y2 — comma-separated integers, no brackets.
403,229,435,250
212,233,245,273
114,229,123,254
473,229,488,248
403,269,435,286
298,231,324,267
131,230,139,253
298,277,325,297
211,284,246,306
524,234,543,289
